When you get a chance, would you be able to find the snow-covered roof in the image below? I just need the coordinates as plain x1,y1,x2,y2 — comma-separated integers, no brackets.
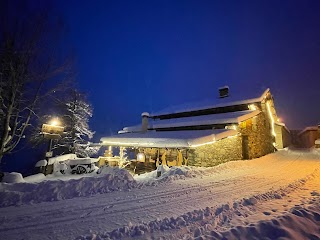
298,126,318,136
151,88,269,117
120,110,260,133
35,160,47,167
151,110,260,130
275,122,290,133
64,158,99,165
101,129,238,148
121,124,143,133
48,154,77,165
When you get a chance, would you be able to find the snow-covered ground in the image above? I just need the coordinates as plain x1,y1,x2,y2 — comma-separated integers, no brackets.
1,149,320,239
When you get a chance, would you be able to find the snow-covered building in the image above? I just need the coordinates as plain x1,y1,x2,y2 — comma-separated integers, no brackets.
101,87,290,167
298,125,320,148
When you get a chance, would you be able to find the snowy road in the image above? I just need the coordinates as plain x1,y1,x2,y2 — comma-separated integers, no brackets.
1,150,320,240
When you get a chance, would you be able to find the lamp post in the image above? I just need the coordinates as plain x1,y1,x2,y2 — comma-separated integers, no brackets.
42,118,64,160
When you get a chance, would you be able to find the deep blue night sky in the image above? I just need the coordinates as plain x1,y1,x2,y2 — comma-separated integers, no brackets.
54,0,320,141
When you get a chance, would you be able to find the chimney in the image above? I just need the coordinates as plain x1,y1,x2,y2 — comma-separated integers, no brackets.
219,86,229,98
141,112,149,132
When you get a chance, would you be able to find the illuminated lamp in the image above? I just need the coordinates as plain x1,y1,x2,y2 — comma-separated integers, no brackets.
49,118,60,126
248,104,257,110
137,152,145,162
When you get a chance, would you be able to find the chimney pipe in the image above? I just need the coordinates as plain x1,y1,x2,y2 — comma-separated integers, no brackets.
141,112,149,132
219,86,229,98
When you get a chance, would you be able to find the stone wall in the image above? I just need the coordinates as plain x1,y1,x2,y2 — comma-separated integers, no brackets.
188,136,242,167
239,111,274,159
188,106,275,167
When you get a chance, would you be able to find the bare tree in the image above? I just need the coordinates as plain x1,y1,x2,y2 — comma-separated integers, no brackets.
0,1,73,163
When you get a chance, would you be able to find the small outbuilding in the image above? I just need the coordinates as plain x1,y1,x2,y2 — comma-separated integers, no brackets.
298,125,320,148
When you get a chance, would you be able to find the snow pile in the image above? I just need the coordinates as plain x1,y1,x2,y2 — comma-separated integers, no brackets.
135,160,247,186
35,160,47,167
134,165,201,185
0,168,136,207
23,173,46,182
2,172,25,183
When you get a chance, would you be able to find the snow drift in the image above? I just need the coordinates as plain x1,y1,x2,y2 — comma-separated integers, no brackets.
0,168,136,207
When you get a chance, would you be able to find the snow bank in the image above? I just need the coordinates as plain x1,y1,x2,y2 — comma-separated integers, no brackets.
2,172,25,183
134,165,199,185
0,168,136,207
24,173,46,182
135,160,246,185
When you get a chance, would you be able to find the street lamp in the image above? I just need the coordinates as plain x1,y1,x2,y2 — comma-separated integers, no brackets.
42,117,64,159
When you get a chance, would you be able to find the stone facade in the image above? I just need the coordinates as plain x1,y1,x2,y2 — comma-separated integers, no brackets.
188,101,275,167
239,112,274,159
189,136,242,167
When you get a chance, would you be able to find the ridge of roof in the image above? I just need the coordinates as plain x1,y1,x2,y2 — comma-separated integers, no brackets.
150,88,270,117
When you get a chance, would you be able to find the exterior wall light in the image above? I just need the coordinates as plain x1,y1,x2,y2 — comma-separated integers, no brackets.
248,104,257,110
137,152,145,162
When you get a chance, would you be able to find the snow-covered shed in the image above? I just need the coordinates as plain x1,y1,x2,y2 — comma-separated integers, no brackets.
101,87,289,167
298,125,320,148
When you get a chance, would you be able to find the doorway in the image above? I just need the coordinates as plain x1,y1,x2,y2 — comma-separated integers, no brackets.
242,135,249,160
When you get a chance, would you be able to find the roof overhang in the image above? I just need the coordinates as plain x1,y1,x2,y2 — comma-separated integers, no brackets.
100,129,238,148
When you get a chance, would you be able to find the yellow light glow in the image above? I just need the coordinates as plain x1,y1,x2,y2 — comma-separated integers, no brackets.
137,152,145,161
49,118,60,126
102,141,154,146
248,104,257,110
266,101,276,137
225,125,237,130
190,134,239,148
190,140,216,148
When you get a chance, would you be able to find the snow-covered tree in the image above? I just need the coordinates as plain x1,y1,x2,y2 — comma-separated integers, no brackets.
54,90,99,157
118,147,130,168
